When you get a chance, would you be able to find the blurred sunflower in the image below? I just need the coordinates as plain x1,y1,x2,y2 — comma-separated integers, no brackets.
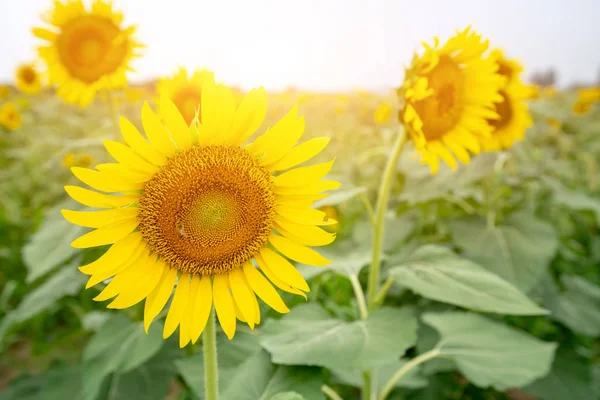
62,152,77,168
572,87,600,115
157,68,214,125
15,63,42,95
0,85,9,99
374,103,392,125
62,82,337,346
399,27,505,174
32,0,143,107
0,102,22,131
480,51,532,151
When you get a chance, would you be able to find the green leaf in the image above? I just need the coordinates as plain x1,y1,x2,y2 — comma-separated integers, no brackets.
95,338,182,400
451,211,559,291
0,364,83,400
22,202,86,283
352,212,416,253
525,349,596,400
176,332,324,400
314,186,367,208
268,393,305,400
260,303,417,370
0,261,86,346
82,315,164,400
332,358,428,391
423,311,557,390
415,323,456,376
389,245,548,315
545,177,600,221
550,275,600,336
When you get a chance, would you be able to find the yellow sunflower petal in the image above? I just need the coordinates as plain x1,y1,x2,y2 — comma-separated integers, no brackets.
274,160,335,188
144,266,178,333
120,117,167,166
108,257,166,309
160,96,191,151
258,248,310,291
276,207,337,226
229,268,256,329
71,167,143,192
71,218,139,249
61,208,138,229
163,273,191,339
78,232,143,275
213,274,236,340
94,249,152,302
200,82,236,145
242,263,289,313
255,254,307,299
141,102,176,158
269,234,331,266
229,87,268,145
268,137,331,171
190,275,213,344
64,186,139,208
178,274,200,348
274,219,336,247
103,140,160,175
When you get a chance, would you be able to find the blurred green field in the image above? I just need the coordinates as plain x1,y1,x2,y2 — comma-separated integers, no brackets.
1,86,600,400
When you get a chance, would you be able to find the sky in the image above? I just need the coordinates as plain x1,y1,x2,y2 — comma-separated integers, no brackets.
1,0,599,91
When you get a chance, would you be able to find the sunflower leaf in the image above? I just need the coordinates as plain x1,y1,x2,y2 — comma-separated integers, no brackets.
268,392,306,400
450,211,559,292
176,332,324,400
549,275,600,336
260,303,417,370
389,244,549,315
423,311,557,390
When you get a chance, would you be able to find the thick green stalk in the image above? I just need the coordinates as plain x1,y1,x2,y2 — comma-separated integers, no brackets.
203,308,219,400
366,130,408,310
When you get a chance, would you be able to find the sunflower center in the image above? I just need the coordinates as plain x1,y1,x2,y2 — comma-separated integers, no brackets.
172,87,202,125
138,145,275,276
57,15,129,84
489,90,513,131
20,68,36,84
413,55,464,140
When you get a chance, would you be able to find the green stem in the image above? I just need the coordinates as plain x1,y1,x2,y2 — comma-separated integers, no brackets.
203,308,219,400
374,276,395,307
349,274,368,320
378,348,441,400
366,129,408,310
321,384,344,400
360,192,376,226
362,371,374,400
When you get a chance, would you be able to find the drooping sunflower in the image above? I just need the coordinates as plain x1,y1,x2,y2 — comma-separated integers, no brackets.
15,63,42,95
32,0,143,107
0,102,22,131
62,81,337,347
157,68,214,125
480,51,532,151
400,27,505,174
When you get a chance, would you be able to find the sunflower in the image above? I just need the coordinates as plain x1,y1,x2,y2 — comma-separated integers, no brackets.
374,103,392,125
479,51,532,151
400,27,505,174
572,87,600,115
15,63,42,95
62,82,337,346
157,68,214,125
0,85,10,99
0,102,22,131
32,0,143,107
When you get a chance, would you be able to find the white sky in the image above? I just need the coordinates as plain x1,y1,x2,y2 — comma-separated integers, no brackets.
1,0,599,91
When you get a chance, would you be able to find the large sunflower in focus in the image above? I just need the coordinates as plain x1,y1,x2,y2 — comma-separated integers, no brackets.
15,63,43,95
400,27,505,174
481,51,532,151
32,0,143,106
157,68,214,125
62,81,337,346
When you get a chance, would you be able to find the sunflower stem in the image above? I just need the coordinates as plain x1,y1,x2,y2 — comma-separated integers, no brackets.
349,274,368,320
366,129,408,311
203,308,219,400
377,347,441,400
362,371,375,400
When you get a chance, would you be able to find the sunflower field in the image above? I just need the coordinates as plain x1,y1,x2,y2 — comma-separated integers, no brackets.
1,1,600,400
